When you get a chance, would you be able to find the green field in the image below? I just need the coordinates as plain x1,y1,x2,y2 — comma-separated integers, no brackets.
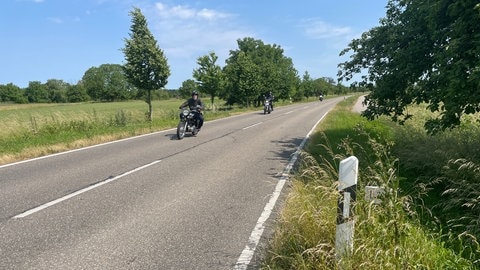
1,101,165,136
0,97,304,164
0,99,256,164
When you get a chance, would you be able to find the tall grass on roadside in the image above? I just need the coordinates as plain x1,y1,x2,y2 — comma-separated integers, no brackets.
261,151,338,270
263,128,473,269
262,96,474,269
342,128,472,269
393,104,480,264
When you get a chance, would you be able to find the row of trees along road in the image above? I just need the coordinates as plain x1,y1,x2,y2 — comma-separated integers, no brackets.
339,0,480,134
1,7,355,120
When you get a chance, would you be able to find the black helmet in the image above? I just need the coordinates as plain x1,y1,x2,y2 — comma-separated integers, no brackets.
191,91,198,96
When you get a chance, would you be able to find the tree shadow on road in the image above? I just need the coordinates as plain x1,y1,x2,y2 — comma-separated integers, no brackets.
266,137,306,177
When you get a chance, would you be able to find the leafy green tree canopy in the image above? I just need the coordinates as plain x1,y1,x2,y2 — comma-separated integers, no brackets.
66,84,89,103
339,0,480,133
313,77,335,96
193,51,224,106
82,64,135,102
122,7,170,121
178,79,198,99
0,83,27,103
223,37,299,106
25,81,49,103
298,71,315,100
45,79,69,103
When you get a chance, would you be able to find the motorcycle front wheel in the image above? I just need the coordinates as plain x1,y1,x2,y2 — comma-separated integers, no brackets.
177,121,187,139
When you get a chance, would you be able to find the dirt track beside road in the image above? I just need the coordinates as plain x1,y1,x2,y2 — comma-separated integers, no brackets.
352,95,367,113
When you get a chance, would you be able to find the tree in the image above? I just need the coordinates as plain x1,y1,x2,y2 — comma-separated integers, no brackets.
314,78,336,96
223,50,262,106
82,64,135,102
338,0,480,134
0,83,27,103
122,7,170,121
193,51,224,109
66,84,89,103
45,79,68,103
299,71,315,100
178,79,198,99
82,67,103,101
223,37,299,106
25,81,49,103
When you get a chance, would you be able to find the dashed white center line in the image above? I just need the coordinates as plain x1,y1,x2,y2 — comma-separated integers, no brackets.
242,122,263,130
13,159,162,219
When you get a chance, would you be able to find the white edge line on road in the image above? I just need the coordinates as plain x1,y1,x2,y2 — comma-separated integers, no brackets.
0,130,170,170
0,109,261,170
234,111,330,270
13,159,162,219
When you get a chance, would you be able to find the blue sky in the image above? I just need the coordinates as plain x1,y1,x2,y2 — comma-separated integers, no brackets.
1,0,388,89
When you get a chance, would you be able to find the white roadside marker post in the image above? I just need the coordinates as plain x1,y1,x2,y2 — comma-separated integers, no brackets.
336,156,358,261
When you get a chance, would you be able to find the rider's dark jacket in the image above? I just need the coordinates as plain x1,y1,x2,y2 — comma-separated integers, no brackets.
179,97,204,111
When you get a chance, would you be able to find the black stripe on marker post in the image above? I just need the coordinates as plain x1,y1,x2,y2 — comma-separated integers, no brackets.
336,184,357,225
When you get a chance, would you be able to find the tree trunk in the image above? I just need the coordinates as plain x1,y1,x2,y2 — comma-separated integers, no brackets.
210,95,215,112
146,89,153,121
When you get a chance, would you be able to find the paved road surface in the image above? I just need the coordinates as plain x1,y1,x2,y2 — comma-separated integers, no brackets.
0,97,344,269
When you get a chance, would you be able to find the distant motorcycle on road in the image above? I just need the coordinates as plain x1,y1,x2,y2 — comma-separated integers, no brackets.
177,105,202,139
263,98,272,114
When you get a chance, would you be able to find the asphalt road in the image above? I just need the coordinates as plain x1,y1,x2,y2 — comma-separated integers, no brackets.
0,97,344,270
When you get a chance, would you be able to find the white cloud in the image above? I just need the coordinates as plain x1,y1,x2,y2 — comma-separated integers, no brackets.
48,17,63,24
154,2,230,21
147,2,252,60
302,19,352,39
130,2,255,86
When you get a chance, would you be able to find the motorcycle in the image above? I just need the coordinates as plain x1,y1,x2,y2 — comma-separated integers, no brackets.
176,105,201,140
263,98,272,114
319,95,324,102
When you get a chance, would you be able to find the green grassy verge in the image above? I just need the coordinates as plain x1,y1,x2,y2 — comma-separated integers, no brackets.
0,99,263,164
261,96,478,269
0,97,322,165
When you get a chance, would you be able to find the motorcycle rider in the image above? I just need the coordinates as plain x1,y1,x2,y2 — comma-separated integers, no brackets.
264,91,274,111
179,90,204,131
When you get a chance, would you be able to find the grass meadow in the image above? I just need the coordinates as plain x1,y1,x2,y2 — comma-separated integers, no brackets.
261,96,480,269
0,99,252,165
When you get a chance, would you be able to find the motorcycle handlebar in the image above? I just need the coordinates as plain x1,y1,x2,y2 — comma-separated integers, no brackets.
179,106,202,112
